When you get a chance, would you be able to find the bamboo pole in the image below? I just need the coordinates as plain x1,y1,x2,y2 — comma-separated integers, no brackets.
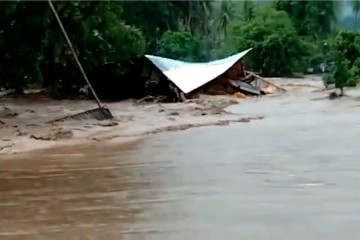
245,71,285,90
48,0,102,108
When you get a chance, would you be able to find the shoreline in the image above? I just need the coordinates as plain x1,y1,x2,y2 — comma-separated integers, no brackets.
0,94,264,155
0,76,327,156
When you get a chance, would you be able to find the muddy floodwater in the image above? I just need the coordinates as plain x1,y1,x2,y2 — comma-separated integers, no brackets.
2,79,360,239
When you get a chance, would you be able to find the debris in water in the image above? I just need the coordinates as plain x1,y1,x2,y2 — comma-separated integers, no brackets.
30,129,73,141
97,122,119,127
0,107,18,118
168,112,180,116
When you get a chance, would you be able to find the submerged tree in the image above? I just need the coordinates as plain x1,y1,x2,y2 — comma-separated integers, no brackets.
333,52,350,96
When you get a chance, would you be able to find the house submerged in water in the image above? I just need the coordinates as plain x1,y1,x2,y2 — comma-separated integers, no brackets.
142,48,284,102
87,48,284,102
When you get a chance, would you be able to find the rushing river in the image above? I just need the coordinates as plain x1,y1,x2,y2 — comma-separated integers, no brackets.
2,79,360,239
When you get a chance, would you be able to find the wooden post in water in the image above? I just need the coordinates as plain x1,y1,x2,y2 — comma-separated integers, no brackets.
47,0,102,109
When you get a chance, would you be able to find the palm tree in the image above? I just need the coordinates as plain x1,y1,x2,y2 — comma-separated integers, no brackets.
217,0,234,39
181,0,212,35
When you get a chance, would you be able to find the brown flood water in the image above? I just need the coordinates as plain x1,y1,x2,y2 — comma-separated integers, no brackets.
3,82,360,239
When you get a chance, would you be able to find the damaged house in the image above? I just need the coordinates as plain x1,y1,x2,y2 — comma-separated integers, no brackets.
141,48,284,102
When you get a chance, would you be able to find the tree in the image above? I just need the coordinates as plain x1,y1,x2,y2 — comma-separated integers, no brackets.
179,0,213,36
242,0,255,21
352,0,360,29
275,0,338,39
121,1,180,51
0,1,146,95
323,31,360,92
216,0,234,39
0,1,50,92
333,31,360,87
334,31,360,68
83,3,145,70
156,31,196,61
121,1,216,53
333,52,350,96
156,30,217,62
228,5,307,76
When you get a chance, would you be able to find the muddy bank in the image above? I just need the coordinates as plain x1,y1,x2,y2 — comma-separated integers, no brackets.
0,94,263,155
2,75,343,155
4,76,360,240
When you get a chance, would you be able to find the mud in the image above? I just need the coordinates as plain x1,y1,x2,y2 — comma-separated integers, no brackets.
3,75,360,239
0,94,256,154
144,116,264,135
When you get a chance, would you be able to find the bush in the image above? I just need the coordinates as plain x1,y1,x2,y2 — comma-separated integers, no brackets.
156,31,197,61
83,14,145,74
0,1,146,94
349,58,360,85
156,31,220,62
322,74,335,85
325,31,360,88
0,2,48,93
334,31,360,67
323,51,352,92
334,53,350,93
228,5,307,76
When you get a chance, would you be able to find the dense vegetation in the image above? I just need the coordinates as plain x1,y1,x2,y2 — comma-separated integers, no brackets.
1,0,360,96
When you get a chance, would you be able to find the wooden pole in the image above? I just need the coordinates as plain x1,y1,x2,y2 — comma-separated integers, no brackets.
48,0,103,108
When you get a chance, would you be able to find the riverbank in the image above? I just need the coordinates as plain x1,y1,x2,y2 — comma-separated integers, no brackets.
5,75,360,239
0,75,328,155
0,93,264,155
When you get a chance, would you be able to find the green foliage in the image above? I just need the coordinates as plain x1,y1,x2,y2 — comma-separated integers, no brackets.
334,31,360,67
121,1,180,50
216,0,234,38
0,0,222,94
333,52,350,90
0,1,146,94
242,0,255,21
83,6,145,73
228,5,306,76
331,30,360,87
322,73,335,85
157,31,196,61
322,31,360,90
322,51,351,92
2,0,360,95
305,39,335,73
349,58,360,85
275,0,338,39
182,1,213,36
0,2,49,92
156,31,218,62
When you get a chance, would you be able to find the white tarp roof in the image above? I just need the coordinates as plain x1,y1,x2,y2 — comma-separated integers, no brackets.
145,48,252,94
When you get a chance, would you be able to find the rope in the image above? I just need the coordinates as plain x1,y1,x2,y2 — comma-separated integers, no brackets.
48,0,103,108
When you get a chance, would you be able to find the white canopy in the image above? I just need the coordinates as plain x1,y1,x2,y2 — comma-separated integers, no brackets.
145,48,252,94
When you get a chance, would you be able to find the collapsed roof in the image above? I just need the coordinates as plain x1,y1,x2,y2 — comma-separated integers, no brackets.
145,48,252,94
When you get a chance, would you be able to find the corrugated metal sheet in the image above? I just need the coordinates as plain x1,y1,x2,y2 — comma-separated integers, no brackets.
145,48,252,94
